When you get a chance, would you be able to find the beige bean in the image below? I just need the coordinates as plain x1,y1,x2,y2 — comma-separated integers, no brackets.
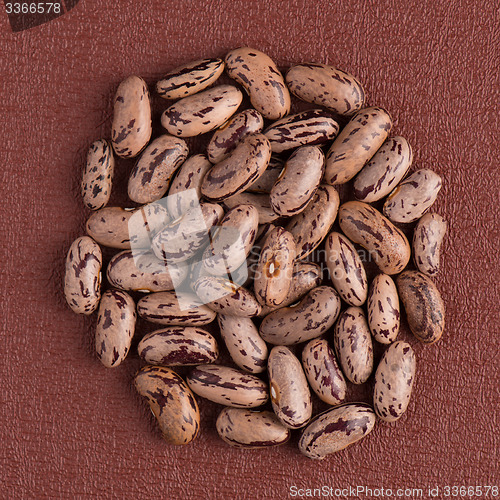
137,291,216,326
285,185,340,260
216,408,290,448
225,47,290,120
367,274,400,344
156,58,224,99
286,63,365,116
207,109,264,163
325,231,368,306
106,250,187,293
396,270,445,344
86,207,134,249
353,136,412,202
383,169,442,223
193,276,262,317
264,109,339,153
270,145,325,216
151,203,223,264
334,307,374,384
166,154,212,219
201,133,272,202
186,365,268,408
111,75,152,158
81,139,115,210
298,404,376,460
128,135,188,204
64,236,102,315
202,204,259,275
325,107,392,185
137,327,218,366
95,289,136,367
258,261,322,317
259,286,341,345
374,341,416,422
223,192,279,224
338,201,411,275
302,338,346,406
218,314,268,374
134,365,200,445
268,346,312,428
254,227,296,307
413,213,448,276
161,85,243,137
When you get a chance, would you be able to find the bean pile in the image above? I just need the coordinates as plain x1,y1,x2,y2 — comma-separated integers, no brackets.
65,47,447,459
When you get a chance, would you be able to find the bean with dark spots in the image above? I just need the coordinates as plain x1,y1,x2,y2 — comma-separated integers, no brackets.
298,403,376,459
412,213,448,276
268,346,312,429
134,365,200,445
334,307,373,384
186,365,268,407
216,408,290,448
396,271,445,344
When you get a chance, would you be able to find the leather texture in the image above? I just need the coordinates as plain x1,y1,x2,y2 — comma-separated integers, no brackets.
0,0,498,498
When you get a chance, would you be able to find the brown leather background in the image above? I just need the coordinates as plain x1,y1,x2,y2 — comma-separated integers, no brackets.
1,1,499,498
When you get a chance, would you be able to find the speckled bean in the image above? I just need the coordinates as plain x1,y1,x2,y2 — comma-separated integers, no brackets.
134,365,199,445
111,76,152,158
202,204,259,275
193,276,262,317
367,274,400,344
259,286,341,345
128,135,188,204
412,213,448,276
186,365,268,408
218,314,268,374
353,136,412,202
383,169,442,223
285,185,340,260
137,291,216,326
374,341,416,422
223,192,279,224
161,85,243,137
166,155,212,219
86,207,134,249
298,403,376,460
225,47,290,120
246,157,284,193
156,58,225,99
64,236,102,315
137,326,218,366
325,107,392,185
258,261,322,317
396,270,445,344
254,227,296,307
268,346,312,428
270,145,325,216
207,109,264,163
286,63,365,116
334,307,374,384
81,139,115,210
151,203,223,263
325,232,368,306
338,201,411,275
264,109,339,153
107,250,188,292
201,134,272,202
216,408,290,448
302,338,346,406
95,289,136,367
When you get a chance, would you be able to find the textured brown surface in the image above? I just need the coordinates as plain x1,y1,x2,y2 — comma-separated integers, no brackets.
1,1,499,498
